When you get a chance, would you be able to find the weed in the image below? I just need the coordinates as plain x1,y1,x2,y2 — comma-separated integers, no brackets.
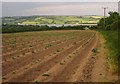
53,52,56,54
71,37,74,39
32,51,35,53
17,56,20,57
12,71,16,74
35,61,38,63
56,49,60,52
73,42,77,44
55,61,58,63
99,30,118,73
69,56,71,58
73,52,76,54
34,80,39,84
29,45,32,47
42,73,49,76
45,47,48,49
38,59,41,61
4,59,7,62
22,53,25,55
12,45,16,48
11,40,16,44
92,48,98,53
60,62,64,65
12,57,15,60
2,77,7,80
45,44,53,48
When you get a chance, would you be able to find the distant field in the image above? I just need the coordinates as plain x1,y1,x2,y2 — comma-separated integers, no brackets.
2,16,103,25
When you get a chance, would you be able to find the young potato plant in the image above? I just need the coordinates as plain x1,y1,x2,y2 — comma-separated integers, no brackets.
42,73,50,77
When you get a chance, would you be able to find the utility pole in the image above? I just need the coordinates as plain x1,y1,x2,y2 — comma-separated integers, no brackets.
102,7,108,28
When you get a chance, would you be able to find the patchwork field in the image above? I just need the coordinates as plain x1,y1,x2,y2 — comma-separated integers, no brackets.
2,16,103,25
2,30,114,82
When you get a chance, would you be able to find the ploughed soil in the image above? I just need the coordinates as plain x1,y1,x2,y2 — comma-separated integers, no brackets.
2,30,118,83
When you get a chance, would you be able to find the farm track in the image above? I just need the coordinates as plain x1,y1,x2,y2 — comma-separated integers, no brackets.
2,30,101,82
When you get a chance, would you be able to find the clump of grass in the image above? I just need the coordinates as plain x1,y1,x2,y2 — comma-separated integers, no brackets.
44,47,48,49
71,37,74,39
99,30,118,73
56,49,60,52
11,40,16,44
53,52,56,54
12,71,16,74
32,50,35,53
4,59,7,62
29,45,32,47
45,44,53,48
12,57,15,60
2,77,7,80
48,55,51,57
34,80,39,84
92,48,98,53
73,52,76,54
35,61,38,63
60,62,64,65
73,42,77,44
38,59,41,61
55,61,58,63
12,45,16,48
17,55,20,57
22,53,25,55
42,73,50,76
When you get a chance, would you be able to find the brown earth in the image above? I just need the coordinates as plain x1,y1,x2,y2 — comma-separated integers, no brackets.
2,30,118,83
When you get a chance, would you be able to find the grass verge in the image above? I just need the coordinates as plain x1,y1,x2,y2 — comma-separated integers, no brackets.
99,30,119,73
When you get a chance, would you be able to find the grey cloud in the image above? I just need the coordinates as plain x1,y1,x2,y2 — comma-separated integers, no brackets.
2,2,118,16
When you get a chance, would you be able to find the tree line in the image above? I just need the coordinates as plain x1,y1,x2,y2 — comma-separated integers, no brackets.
98,11,120,31
97,11,120,73
2,24,97,33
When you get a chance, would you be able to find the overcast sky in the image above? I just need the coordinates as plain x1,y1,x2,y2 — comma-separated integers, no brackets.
2,2,118,16
1,0,119,2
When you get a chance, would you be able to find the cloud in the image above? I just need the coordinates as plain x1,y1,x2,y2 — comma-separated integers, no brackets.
2,0,120,2
21,2,118,16
2,2,118,16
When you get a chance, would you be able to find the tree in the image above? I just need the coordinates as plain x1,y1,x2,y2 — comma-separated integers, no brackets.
98,11,120,30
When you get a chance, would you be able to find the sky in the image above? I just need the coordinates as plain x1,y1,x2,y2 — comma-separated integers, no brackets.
2,2,118,16
1,0,120,2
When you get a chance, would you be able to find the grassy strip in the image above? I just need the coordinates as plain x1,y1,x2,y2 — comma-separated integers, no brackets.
99,30,119,73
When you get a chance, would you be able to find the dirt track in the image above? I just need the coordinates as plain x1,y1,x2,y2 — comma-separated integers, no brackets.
2,30,117,82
